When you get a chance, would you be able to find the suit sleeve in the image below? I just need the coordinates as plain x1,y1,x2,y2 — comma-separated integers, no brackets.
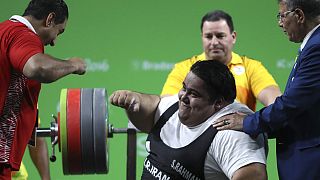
243,45,320,136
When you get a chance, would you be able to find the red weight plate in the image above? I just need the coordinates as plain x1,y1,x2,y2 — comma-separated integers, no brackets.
67,89,82,174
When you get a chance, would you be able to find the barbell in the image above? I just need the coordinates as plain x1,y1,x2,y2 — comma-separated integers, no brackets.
36,88,138,178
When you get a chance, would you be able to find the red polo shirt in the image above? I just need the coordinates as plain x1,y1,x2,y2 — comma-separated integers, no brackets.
0,19,43,170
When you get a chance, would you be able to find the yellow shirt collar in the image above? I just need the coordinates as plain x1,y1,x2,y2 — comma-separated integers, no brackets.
199,52,243,65
228,52,243,65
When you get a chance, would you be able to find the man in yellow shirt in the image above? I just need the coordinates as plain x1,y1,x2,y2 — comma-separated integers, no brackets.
161,10,281,111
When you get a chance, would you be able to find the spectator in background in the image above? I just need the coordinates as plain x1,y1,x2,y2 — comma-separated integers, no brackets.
161,10,281,111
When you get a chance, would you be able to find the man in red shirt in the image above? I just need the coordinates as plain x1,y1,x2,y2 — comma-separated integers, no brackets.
0,0,86,179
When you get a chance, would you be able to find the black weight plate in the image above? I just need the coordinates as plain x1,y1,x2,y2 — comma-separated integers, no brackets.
93,88,108,173
80,88,95,173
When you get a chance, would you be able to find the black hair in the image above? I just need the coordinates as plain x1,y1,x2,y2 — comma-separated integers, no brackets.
22,0,68,24
200,10,234,33
190,60,236,103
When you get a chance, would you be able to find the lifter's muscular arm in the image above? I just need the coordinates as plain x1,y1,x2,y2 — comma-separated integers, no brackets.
109,90,160,133
232,163,267,180
23,53,86,83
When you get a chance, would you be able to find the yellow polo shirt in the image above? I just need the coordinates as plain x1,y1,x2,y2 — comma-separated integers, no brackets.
12,162,27,180
161,52,278,111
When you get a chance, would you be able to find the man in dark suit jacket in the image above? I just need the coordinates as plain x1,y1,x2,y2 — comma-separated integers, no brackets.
213,0,320,179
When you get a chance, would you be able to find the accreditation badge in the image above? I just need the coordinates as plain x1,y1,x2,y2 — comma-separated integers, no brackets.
232,65,245,75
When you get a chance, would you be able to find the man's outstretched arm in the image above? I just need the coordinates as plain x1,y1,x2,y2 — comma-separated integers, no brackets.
109,90,160,133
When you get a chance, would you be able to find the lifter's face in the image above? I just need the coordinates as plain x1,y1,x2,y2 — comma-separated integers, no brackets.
201,20,236,65
178,72,217,127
